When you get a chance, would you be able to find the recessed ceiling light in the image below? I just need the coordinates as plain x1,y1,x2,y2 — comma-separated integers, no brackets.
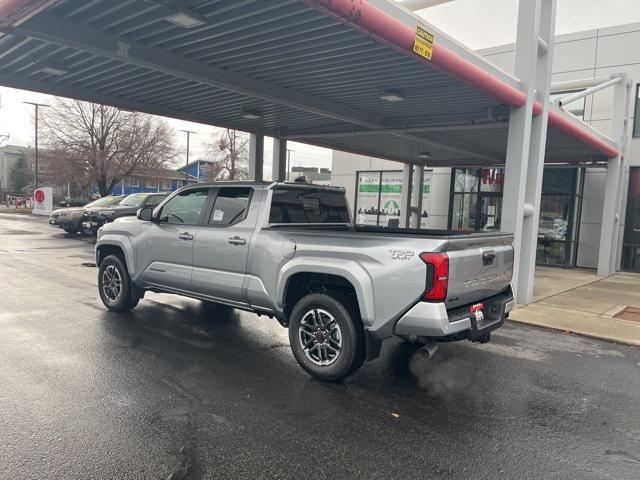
241,109,262,120
379,89,404,102
164,11,206,28
38,66,67,76
417,151,432,160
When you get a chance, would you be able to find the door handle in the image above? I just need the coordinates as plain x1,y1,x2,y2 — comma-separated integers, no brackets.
178,232,193,241
227,236,246,245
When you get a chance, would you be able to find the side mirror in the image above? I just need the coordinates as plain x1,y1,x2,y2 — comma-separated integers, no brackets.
137,206,154,222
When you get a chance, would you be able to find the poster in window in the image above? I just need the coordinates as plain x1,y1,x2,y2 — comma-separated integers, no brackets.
356,172,381,226
379,171,403,228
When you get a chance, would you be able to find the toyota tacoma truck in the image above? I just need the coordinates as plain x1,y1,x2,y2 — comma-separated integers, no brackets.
95,182,514,381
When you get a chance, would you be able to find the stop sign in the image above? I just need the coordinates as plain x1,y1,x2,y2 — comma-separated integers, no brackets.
34,189,45,203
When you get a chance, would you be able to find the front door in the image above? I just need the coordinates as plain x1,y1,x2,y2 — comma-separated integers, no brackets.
136,188,210,291
191,187,255,306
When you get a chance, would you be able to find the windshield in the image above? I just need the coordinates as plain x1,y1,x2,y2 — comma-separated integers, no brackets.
118,193,149,207
85,196,120,208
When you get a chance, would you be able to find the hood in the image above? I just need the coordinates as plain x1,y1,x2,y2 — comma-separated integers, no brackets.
52,207,83,215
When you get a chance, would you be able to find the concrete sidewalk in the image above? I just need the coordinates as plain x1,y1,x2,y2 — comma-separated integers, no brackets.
509,267,640,346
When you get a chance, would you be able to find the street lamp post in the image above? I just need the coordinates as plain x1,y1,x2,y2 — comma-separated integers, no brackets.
179,129,197,183
23,101,49,190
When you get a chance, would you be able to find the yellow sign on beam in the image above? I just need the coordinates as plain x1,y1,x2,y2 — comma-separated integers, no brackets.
413,25,435,61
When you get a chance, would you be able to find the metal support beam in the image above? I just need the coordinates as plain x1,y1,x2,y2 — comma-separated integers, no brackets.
249,133,264,181
9,14,385,129
598,75,630,276
556,76,622,107
400,162,414,228
502,0,556,305
272,137,287,182
410,165,424,228
551,76,612,92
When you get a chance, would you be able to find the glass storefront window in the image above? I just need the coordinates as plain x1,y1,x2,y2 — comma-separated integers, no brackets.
622,167,640,272
450,167,503,231
480,168,504,193
354,169,432,228
448,166,583,267
451,193,478,231
454,168,479,193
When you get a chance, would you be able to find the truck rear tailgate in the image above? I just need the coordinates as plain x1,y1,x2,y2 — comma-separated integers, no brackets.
443,233,514,309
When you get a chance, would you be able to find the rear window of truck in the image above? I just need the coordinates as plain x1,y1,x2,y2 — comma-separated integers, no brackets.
269,187,350,224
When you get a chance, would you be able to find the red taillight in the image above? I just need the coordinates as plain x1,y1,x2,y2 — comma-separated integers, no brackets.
419,252,449,302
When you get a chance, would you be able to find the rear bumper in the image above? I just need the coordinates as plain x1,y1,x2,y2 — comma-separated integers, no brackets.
394,289,513,340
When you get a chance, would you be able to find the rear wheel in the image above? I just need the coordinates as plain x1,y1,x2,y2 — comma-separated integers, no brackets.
288,292,365,381
98,255,139,312
64,227,77,234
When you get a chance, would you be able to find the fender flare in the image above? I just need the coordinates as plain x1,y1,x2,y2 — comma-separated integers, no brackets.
276,258,375,325
96,235,136,276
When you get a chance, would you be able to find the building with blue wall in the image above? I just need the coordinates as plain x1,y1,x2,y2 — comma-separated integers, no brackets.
177,159,215,183
96,168,196,196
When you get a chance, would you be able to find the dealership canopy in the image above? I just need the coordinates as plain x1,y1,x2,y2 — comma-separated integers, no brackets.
0,0,620,166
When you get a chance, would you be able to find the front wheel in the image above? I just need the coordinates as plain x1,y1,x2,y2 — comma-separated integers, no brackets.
288,292,365,382
98,255,139,312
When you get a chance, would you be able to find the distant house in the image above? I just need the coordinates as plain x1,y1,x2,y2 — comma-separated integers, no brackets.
102,168,197,196
177,159,216,183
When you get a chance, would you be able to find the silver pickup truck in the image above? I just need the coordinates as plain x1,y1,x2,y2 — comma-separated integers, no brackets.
95,182,514,381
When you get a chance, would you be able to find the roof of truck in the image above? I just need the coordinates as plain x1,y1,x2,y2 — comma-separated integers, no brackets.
181,181,344,191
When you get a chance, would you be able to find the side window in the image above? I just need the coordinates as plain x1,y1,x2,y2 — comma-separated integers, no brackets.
269,188,350,224
209,187,251,226
158,189,208,225
145,195,163,207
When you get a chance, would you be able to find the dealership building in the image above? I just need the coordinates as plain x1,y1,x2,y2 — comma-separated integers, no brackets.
332,20,640,274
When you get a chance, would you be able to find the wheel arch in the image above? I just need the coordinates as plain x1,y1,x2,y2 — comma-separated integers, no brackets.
278,260,374,325
96,237,135,276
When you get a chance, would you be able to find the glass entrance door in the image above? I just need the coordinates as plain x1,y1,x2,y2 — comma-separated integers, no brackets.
622,167,640,272
535,168,580,267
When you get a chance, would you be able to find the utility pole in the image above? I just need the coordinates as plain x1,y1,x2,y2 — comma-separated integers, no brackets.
286,148,295,182
179,129,197,183
23,101,49,189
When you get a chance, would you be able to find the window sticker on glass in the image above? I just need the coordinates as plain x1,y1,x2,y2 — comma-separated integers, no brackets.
302,197,321,214
212,209,224,222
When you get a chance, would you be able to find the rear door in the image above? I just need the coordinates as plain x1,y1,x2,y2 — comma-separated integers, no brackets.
191,187,256,306
444,233,514,308
136,188,210,291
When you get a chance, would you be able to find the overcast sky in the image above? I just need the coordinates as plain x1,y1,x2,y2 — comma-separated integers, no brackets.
2,0,640,172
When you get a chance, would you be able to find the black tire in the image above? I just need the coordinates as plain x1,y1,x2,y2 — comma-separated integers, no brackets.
64,228,76,234
98,255,139,312
288,292,365,382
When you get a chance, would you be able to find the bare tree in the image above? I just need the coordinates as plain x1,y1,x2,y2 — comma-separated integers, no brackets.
41,99,175,196
203,128,249,181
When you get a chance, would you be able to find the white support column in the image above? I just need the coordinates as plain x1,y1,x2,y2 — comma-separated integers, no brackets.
248,133,264,181
272,137,287,182
400,162,414,228
598,75,631,276
410,165,424,228
502,0,557,304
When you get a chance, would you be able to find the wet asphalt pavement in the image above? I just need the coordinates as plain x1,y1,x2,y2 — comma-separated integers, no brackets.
0,213,639,480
